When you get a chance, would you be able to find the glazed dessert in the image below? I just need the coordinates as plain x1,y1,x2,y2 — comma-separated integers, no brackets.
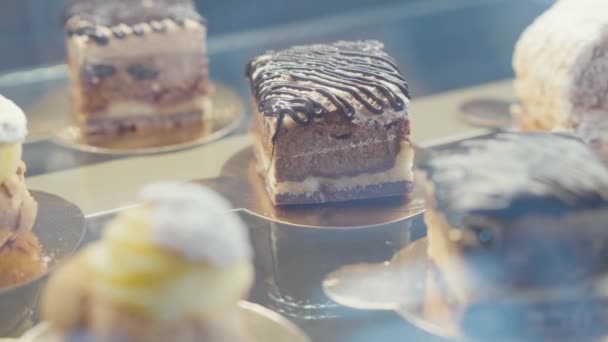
62,0,212,136
417,132,608,325
0,95,43,288
512,0,608,160
248,40,413,205
40,183,253,342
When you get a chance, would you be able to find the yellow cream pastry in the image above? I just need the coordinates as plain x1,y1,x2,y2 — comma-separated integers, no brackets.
0,94,41,288
41,183,254,342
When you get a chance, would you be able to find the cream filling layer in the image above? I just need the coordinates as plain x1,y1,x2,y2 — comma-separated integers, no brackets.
68,20,206,61
259,141,414,196
102,96,211,118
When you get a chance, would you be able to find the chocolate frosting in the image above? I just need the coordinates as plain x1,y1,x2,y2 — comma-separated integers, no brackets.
418,132,608,228
246,40,410,140
63,0,204,35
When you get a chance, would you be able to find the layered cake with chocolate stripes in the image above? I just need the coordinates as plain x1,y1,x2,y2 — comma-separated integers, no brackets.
512,0,608,162
417,132,608,325
63,0,211,135
248,40,414,205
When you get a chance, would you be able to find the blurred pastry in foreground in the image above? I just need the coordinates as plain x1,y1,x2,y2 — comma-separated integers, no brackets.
247,40,413,205
416,132,608,325
62,0,212,136
0,95,43,288
512,0,608,161
41,183,253,342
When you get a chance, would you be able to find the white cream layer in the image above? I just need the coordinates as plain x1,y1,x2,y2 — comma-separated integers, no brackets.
67,19,206,62
0,95,27,143
257,141,414,196
94,96,211,119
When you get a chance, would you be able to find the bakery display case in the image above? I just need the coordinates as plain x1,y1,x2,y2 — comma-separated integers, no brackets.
6,0,608,341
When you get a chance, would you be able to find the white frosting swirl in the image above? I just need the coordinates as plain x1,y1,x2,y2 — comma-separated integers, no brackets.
139,182,253,267
0,95,27,143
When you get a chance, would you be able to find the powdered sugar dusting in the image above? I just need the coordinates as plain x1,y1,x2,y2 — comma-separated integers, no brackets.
139,182,252,266
0,95,27,143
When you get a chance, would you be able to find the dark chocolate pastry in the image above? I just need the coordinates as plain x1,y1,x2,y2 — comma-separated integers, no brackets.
248,40,414,205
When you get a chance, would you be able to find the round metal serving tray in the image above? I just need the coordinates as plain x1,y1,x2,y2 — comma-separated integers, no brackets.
20,302,309,342
0,192,85,338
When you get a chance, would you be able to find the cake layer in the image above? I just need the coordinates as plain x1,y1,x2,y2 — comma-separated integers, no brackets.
82,109,209,137
251,103,410,182
254,134,414,203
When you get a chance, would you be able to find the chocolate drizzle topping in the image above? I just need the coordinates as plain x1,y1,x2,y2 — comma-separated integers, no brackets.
418,132,608,228
63,0,205,43
247,41,410,141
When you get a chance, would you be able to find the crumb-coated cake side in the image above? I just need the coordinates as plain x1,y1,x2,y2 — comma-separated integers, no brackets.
0,95,44,288
63,0,212,136
248,40,414,205
512,0,608,160
417,133,608,316
41,183,253,342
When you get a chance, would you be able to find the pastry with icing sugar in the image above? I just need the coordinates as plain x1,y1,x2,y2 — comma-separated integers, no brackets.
248,40,414,205
63,0,212,136
417,132,608,328
0,95,44,288
512,0,608,162
40,183,253,342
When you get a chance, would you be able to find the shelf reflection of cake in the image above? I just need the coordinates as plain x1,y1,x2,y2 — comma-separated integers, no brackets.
62,0,212,136
0,95,44,288
247,40,414,205
512,0,608,162
40,183,253,342
417,132,608,327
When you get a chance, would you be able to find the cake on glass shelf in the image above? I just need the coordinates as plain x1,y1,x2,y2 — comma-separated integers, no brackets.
512,0,608,161
62,0,212,136
417,132,608,324
0,95,44,288
248,40,414,205
41,183,253,342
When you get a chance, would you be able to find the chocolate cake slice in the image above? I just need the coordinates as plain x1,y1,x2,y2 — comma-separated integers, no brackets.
247,40,414,205
63,0,212,136
417,132,608,324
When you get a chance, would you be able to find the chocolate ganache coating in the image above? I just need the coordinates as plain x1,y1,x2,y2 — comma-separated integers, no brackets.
63,0,205,36
418,132,608,228
247,40,410,140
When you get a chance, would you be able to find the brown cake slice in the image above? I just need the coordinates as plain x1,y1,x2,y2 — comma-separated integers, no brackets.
247,40,414,205
63,0,212,136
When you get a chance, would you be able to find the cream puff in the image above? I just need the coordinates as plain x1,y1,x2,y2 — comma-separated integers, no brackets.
41,183,254,342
